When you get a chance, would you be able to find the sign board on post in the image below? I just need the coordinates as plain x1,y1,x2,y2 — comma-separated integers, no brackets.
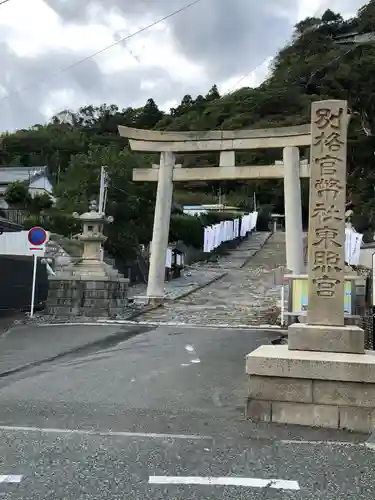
28,226,47,254
27,227,47,318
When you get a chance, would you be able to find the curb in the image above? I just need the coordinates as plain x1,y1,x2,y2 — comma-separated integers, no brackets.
164,272,227,303
41,320,287,331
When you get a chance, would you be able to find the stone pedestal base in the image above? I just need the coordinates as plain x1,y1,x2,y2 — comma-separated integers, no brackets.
133,295,163,306
288,323,365,354
46,275,129,317
148,296,164,306
246,345,375,432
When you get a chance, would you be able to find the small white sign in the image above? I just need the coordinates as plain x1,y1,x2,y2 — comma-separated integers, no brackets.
27,226,49,255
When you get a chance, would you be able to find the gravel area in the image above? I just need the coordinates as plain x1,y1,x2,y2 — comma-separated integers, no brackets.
138,232,287,326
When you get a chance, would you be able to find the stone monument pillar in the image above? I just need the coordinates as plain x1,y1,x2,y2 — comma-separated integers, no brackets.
288,100,364,353
245,101,375,433
46,200,129,317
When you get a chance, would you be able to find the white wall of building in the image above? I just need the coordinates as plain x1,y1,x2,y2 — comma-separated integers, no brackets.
0,231,48,256
28,176,53,196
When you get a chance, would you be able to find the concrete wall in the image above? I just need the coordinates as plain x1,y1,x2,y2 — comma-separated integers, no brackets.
0,231,48,256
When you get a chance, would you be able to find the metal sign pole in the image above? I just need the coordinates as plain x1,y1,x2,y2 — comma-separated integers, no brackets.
27,226,47,318
30,253,37,318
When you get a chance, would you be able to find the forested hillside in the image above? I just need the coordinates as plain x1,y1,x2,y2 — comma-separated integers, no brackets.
1,1,375,258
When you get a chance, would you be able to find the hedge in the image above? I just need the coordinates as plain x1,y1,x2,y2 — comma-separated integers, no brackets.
169,213,204,249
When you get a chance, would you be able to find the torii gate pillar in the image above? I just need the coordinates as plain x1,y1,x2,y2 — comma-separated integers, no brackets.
283,146,304,273
147,151,175,301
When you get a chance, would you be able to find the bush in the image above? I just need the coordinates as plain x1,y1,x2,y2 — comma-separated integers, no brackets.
22,215,44,230
169,211,241,249
4,181,29,207
29,193,53,214
35,210,80,236
256,204,273,231
169,214,204,249
200,211,238,226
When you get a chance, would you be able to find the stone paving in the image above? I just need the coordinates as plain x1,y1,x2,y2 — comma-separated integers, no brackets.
128,269,226,301
138,232,288,326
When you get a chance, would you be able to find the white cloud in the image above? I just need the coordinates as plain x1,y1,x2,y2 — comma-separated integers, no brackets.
0,0,368,131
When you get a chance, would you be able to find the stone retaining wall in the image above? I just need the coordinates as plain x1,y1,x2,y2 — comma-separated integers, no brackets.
46,276,129,317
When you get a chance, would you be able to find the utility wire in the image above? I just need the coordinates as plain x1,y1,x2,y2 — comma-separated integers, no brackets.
0,0,204,103
0,0,12,6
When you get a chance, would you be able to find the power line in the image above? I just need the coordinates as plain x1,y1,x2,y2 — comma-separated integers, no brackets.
225,57,271,95
0,0,204,103
0,0,12,6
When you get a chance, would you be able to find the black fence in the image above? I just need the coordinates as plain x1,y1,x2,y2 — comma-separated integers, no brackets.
0,255,48,317
111,254,149,285
359,267,374,350
0,209,29,226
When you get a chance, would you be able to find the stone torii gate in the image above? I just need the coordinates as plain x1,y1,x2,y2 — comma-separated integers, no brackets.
118,124,312,302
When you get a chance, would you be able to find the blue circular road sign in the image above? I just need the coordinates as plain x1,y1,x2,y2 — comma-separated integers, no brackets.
28,226,47,246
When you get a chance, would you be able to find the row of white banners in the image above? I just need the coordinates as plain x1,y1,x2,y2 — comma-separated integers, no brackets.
203,212,258,253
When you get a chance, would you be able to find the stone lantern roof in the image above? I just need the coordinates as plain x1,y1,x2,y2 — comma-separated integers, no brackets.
73,200,113,224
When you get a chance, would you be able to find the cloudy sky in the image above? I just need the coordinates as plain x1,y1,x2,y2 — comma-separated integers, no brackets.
0,0,366,131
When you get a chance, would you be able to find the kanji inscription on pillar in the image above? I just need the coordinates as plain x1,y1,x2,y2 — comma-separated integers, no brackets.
307,100,348,326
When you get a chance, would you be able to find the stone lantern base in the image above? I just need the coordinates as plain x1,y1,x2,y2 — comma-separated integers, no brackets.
46,263,129,318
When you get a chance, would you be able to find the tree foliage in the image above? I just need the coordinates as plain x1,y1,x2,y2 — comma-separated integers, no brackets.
1,2,375,252
4,181,29,207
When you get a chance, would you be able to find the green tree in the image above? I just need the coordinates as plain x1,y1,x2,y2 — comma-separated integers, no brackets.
2,0,375,246
4,181,29,207
55,144,156,259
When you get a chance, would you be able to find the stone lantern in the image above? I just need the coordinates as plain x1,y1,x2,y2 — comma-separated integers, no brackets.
46,200,129,318
71,200,114,276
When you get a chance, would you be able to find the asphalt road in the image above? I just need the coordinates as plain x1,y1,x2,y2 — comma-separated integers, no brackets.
0,323,374,499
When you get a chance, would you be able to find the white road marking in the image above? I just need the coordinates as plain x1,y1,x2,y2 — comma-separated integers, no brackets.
0,425,211,441
148,476,300,490
190,358,201,364
185,345,195,352
0,475,23,484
